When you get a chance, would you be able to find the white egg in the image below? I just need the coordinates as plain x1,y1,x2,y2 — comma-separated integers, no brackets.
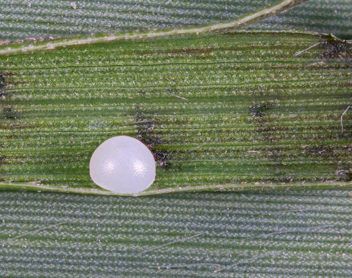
89,136,156,194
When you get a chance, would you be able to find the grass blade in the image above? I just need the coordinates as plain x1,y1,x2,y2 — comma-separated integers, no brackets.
1,31,351,194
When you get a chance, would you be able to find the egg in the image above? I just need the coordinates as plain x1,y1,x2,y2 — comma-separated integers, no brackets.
89,136,156,194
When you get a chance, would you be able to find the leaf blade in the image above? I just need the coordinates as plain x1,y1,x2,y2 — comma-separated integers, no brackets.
1,31,351,194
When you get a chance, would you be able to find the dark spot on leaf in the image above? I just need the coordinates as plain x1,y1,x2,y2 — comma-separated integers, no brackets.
335,168,352,181
249,100,277,143
0,74,5,89
249,101,272,117
134,108,172,170
2,106,18,120
303,145,337,159
1,73,19,121
320,35,352,61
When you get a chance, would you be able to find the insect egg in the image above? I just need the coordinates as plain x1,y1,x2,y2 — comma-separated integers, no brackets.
89,136,156,194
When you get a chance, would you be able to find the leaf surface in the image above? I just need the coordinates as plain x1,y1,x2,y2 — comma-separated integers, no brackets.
1,0,304,40
247,0,352,39
1,31,351,194
1,189,352,277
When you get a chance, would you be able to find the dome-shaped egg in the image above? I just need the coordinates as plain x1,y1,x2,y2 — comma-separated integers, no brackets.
89,136,156,194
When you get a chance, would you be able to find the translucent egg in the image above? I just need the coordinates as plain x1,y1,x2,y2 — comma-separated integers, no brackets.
89,136,156,194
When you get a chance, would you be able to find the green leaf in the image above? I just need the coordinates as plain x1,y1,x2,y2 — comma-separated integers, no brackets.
0,0,310,55
246,0,352,39
1,1,351,276
1,31,351,194
1,189,352,276
1,0,307,40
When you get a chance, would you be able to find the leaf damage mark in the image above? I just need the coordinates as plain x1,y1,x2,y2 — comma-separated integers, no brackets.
335,169,352,182
295,34,352,61
134,107,172,170
249,100,277,144
0,155,5,174
249,101,273,118
2,106,18,120
0,72,18,121
302,145,338,159
320,34,352,61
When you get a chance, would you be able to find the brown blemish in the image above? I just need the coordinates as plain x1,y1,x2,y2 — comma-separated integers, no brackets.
320,34,352,61
134,108,172,170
